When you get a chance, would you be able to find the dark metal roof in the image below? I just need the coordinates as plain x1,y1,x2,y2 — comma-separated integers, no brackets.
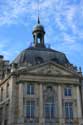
32,24,45,33
13,47,70,66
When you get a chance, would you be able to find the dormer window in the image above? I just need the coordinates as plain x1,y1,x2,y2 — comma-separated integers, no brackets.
35,57,43,64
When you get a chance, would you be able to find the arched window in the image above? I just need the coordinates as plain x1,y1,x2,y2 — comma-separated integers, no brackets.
44,96,55,119
44,86,55,120
38,38,40,44
37,33,41,44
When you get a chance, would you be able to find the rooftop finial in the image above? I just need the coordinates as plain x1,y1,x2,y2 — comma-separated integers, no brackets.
37,0,40,24
38,16,40,24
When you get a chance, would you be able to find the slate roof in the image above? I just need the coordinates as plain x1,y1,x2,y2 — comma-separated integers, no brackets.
13,47,70,66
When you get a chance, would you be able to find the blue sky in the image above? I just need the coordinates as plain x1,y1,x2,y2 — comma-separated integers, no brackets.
0,0,83,71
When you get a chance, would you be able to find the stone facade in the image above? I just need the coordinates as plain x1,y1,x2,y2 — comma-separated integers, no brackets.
0,20,83,125
0,61,83,125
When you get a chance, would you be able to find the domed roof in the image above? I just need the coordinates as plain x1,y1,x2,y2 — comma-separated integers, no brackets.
13,19,70,67
33,24,45,33
13,47,70,66
32,17,45,33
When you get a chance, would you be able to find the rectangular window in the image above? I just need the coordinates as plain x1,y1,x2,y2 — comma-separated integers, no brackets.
64,87,72,96
64,102,73,120
45,103,55,119
27,84,34,95
26,101,35,119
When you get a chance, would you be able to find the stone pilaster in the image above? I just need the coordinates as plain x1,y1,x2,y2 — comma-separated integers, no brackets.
58,85,63,125
81,80,83,117
72,86,78,119
8,75,16,125
17,83,24,125
76,86,82,122
39,83,44,125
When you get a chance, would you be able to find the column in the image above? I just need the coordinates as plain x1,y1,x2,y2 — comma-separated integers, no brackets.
34,35,37,46
58,85,63,125
72,86,77,119
18,83,24,125
8,76,16,125
81,80,83,117
39,83,44,125
76,86,82,119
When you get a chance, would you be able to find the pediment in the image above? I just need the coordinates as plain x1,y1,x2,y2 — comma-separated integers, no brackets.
25,62,77,76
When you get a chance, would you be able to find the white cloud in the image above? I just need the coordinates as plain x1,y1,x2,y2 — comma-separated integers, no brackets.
0,0,83,62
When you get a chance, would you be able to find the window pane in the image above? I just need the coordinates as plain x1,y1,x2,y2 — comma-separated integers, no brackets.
64,102,73,120
31,102,35,118
70,103,73,119
45,104,50,119
27,84,34,95
65,103,69,119
64,88,67,96
64,87,72,96
45,103,55,119
27,103,30,118
68,88,72,96
26,101,35,119
51,104,55,118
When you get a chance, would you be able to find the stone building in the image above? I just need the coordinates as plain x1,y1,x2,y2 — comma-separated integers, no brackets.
0,19,83,125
